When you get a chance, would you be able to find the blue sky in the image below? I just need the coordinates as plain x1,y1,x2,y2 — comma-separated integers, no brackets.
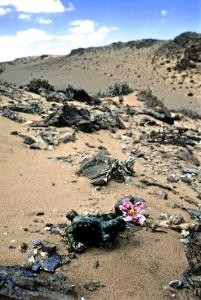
0,0,200,62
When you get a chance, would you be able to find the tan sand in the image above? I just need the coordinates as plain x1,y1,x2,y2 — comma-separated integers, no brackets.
1,90,200,299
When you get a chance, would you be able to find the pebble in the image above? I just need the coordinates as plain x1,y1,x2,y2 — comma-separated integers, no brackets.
20,243,28,253
29,143,41,150
167,174,178,183
182,167,199,175
180,175,192,184
159,213,168,220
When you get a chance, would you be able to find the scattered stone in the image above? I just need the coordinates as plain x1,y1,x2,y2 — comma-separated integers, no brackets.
161,191,168,200
167,174,179,183
43,255,62,273
169,214,184,225
84,281,103,291
31,103,125,133
61,132,76,143
169,280,184,289
4,104,40,115
188,208,201,222
29,143,41,150
180,175,192,184
0,265,78,299
23,136,36,145
176,148,200,166
159,213,168,220
182,167,199,175
20,243,28,253
142,126,200,147
143,107,174,125
180,229,191,244
36,212,45,216
8,245,16,250
2,108,26,123
93,260,100,269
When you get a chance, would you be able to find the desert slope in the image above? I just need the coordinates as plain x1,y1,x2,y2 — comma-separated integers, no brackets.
0,82,201,299
0,32,201,113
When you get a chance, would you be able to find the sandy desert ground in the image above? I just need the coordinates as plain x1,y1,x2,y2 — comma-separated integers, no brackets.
0,88,201,299
0,33,201,300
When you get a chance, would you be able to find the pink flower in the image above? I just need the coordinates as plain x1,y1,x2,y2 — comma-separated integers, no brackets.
119,198,145,225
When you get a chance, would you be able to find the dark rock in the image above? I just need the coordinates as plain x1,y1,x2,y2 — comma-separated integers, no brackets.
29,143,41,150
169,196,201,294
32,240,57,255
188,209,201,222
2,108,25,123
23,136,36,145
8,245,16,250
167,174,178,183
99,82,133,97
31,261,41,272
180,175,192,185
0,265,78,299
169,280,184,289
31,103,125,133
44,91,68,103
36,212,45,216
84,281,102,291
176,149,200,166
4,104,40,114
182,167,199,175
43,255,62,273
197,193,201,200
32,239,43,247
20,243,28,253
143,107,174,125
93,260,100,269
143,126,197,147
62,132,76,143
41,241,57,255
10,130,19,135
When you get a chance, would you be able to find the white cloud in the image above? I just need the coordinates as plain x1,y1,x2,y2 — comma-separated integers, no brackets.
161,9,168,17
0,6,11,15
66,2,74,12
18,13,31,20
69,20,98,34
0,0,67,13
0,20,116,62
37,17,52,24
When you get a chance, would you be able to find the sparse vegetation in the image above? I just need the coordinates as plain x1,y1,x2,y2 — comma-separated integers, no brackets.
137,89,165,108
177,108,201,119
25,78,55,94
65,85,101,105
174,32,201,46
0,66,5,74
98,82,133,97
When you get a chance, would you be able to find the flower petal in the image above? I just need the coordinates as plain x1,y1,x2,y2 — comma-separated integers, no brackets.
122,215,133,222
134,213,146,225
122,199,133,209
134,202,145,212
119,199,133,212
119,204,125,212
